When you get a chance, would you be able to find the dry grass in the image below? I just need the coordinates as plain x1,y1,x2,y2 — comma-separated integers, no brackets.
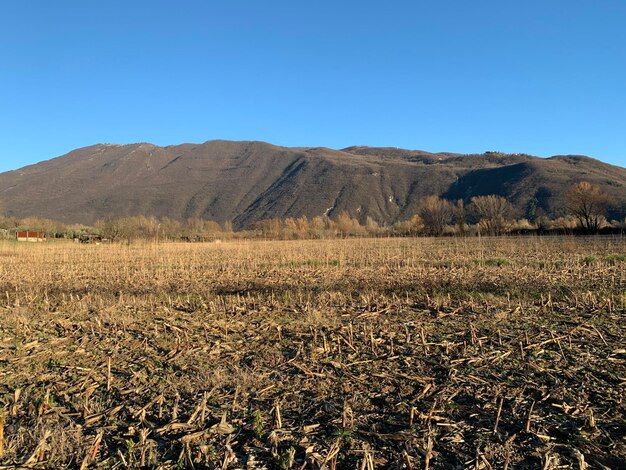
0,236,625,469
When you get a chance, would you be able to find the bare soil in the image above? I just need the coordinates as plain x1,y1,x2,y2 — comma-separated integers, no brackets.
0,236,625,469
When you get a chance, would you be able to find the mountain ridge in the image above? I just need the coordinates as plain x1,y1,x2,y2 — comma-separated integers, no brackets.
1,140,624,228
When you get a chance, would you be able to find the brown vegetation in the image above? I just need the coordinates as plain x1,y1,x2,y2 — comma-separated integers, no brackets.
0,186,623,244
566,181,614,232
416,196,453,237
470,195,514,236
0,236,625,468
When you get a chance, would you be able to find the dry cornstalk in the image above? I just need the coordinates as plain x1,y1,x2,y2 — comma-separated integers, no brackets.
424,434,433,470
493,397,503,434
23,430,52,465
172,394,180,421
359,446,375,470
480,453,493,470
10,389,21,417
403,450,413,469
324,439,342,466
79,430,104,470
542,453,554,470
273,402,282,429
421,328,429,354
106,356,112,391
525,401,535,433
572,449,587,470
587,409,596,430
0,410,4,460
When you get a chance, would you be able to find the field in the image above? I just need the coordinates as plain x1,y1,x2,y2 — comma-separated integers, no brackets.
1,236,625,469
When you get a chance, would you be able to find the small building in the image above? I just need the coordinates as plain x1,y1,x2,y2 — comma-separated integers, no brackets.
16,231,47,242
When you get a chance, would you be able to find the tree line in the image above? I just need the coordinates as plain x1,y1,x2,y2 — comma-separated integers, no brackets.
0,181,621,241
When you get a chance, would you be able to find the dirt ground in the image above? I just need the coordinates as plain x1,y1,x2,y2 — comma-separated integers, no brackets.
1,236,625,469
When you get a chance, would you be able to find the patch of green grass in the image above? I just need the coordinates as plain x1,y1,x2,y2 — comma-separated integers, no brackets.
274,447,296,470
605,254,626,265
583,255,597,265
332,427,353,445
125,439,136,467
252,410,265,440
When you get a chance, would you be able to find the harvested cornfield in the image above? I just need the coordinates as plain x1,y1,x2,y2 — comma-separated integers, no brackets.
0,236,625,469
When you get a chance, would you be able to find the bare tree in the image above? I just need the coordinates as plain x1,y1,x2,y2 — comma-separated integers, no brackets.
253,219,282,238
333,211,364,238
283,217,299,238
365,216,380,236
417,196,453,236
409,214,424,235
455,199,467,235
95,217,123,241
295,216,310,238
309,216,327,238
565,181,613,232
470,195,513,236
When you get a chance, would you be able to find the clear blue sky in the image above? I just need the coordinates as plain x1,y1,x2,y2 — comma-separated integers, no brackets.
1,0,625,172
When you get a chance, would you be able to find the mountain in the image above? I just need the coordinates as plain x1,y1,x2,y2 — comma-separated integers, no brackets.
1,140,625,228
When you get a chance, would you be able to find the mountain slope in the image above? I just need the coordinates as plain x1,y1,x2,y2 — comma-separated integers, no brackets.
1,141,624,227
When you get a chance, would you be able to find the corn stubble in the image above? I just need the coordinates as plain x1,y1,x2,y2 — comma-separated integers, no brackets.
0,236,625,468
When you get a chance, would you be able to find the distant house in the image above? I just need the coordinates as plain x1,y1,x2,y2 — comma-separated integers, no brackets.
16,231,47,242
